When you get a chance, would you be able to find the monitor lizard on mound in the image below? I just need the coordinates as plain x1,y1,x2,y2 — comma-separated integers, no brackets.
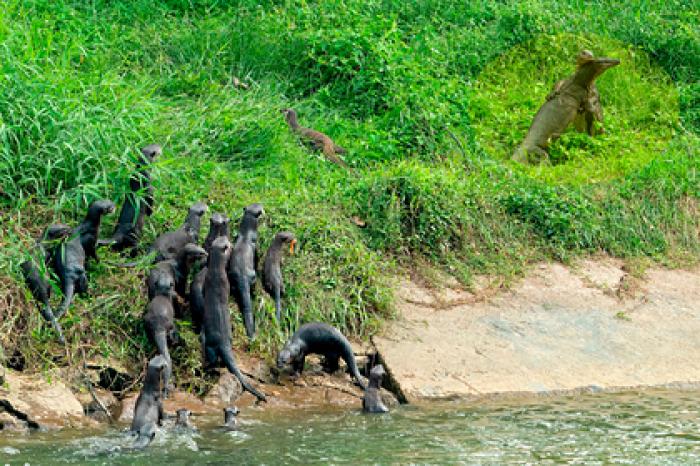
512,50,619,164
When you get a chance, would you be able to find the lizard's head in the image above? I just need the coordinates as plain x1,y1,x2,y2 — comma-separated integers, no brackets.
280,108,298,125
576,49,620,74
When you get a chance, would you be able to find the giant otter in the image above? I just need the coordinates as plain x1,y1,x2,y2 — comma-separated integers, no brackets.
146,243,207,302
277,322,367,390
202,236,266,402
221,406,240,431
131,355,167,449
175,408,195,431
144,272,177,397
228,203,264,340
281,108,349,168
189,266,206,334
74,199,116,264
106,144,161,255
202,212,230,254
262,231,296,321
150,201,208,262
190,213,230,333
20,224,72,344
362,364,389,413
53,231,88,319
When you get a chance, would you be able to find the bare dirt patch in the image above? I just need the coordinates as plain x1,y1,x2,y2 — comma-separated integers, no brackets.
374,261,700,401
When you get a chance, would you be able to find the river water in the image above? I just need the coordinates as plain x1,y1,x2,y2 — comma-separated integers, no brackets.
3,389,700,464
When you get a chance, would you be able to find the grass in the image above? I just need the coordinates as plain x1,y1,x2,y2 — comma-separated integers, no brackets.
0,0,697,391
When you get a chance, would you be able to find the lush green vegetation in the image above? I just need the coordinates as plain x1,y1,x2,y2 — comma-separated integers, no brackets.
0,0,697,391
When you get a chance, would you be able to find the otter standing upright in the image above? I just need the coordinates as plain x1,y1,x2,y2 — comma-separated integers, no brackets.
262,231,296,321
131,355,167,449
75,199,116,264
228,203,264,340
144,272,177,397
277,322,367,390
191,213,230,333
202,236,266,402
107,144,161,255
362,364,389,413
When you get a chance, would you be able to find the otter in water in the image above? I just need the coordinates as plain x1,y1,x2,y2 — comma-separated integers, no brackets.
222,406,240,431
281,108,349,168
202,236,267,402
20,224,72,344
362,364,389,413
175,408,195,431
262,231,296,321
277,322,367,390
131,355,167,449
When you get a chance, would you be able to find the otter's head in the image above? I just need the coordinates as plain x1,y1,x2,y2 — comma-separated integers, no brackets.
244,203,264,219
211,236,232,263
88,199,116,218
276,343,297,369
181,243,208,265
43,223,72,242
274,231,297,255
140,143,162,162
223,406,240,424
210,212,230,229
369,364,386,380
188,202,208,218
153,273,175,298
176,408,191,424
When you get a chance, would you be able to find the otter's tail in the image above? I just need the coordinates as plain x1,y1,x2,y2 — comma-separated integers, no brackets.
220,346,267,402
342,345,367,390
40,306,66,345
153,331,172,397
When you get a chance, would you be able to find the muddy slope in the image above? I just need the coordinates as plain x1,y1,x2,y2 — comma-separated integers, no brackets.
375,260,700,401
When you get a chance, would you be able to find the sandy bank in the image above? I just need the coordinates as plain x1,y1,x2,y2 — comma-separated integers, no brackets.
375,260,700,401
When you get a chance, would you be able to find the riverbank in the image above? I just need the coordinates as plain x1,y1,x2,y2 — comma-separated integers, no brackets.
375,259,700,401
3,258,699,431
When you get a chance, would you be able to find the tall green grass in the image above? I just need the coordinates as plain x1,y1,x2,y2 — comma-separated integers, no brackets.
0,0,697,386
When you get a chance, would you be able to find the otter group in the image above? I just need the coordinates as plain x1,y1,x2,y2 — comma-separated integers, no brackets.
21,141,388,449
23,49,614,447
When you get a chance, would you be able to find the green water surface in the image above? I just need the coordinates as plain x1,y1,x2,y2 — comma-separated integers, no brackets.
3,390,700,465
